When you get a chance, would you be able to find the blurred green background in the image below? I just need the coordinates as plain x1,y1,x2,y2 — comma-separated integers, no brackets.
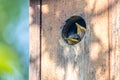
0,0,29,80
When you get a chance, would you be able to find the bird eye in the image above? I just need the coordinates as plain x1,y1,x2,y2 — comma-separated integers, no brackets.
61,16,86,45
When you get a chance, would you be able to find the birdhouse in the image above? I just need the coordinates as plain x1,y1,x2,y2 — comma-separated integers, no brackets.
30,0,120,80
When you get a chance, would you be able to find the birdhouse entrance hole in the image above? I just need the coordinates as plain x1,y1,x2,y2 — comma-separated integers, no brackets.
62,16,86,45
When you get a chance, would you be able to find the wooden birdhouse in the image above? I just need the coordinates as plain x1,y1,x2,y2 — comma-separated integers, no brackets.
30,0,120,80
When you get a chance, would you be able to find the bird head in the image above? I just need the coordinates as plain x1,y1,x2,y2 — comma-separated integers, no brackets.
65,34,81,45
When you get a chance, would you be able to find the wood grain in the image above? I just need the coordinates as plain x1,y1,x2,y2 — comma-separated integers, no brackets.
109,0,120,80
41,0,109,80
30,0,40,80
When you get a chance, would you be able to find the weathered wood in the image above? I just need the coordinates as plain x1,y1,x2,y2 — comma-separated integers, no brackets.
109,0,120,80
30,0,40,80
41,0,109,80
29,0,120,80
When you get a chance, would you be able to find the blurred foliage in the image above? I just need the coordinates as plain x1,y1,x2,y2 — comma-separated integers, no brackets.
0,0,21,32
0,43,20,74
0,0,28,80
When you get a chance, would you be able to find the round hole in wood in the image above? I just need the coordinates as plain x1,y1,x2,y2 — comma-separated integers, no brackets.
62,16,86,45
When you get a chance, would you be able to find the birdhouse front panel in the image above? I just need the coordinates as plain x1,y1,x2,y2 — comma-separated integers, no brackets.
41,0,110,80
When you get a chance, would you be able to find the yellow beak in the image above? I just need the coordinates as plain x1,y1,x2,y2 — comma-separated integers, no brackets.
65,38,79,45
75,22,86,33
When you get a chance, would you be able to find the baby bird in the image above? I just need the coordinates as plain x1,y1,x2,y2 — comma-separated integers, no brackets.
65,22,86,45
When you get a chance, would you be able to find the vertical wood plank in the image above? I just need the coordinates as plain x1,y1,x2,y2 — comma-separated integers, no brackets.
30,0,40,80
109,0,120,80
85,0,109,80
41,0,109,80
85,0,109,79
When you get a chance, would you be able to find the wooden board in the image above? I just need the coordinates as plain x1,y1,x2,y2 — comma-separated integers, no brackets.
30,0,40,80
41,0,109,80
109,0,120,80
